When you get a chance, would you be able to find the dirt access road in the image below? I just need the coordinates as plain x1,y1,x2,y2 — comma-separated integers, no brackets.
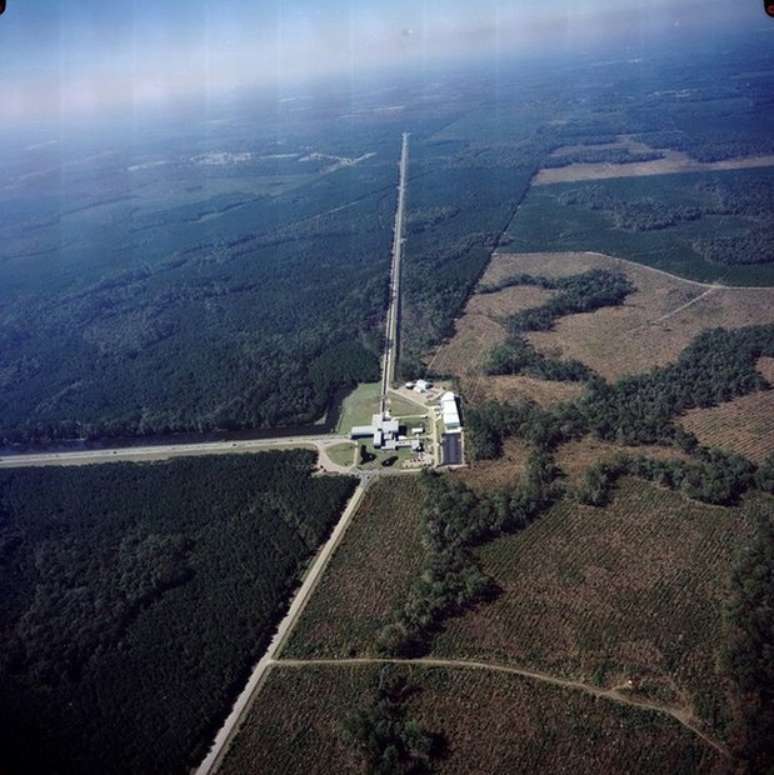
276,656,729,760
195,481,369,775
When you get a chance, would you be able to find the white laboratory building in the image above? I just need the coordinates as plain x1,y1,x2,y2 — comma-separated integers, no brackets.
440,391,461,432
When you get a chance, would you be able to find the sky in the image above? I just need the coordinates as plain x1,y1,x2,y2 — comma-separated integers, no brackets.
0,0,768,124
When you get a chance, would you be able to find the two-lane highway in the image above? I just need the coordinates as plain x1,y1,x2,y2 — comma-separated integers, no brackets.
0,435,351,471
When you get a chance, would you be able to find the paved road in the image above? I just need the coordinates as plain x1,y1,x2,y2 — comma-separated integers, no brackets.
0,435,350,470
276,656,729,759
195,481,369,775
381,132,410,414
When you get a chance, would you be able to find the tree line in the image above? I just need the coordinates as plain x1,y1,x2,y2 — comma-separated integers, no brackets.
468,324,774,506
723,500,774,774
543,147,663,169
575,449,756,507
376,454,559,657
480,270,633,380
0,452,356,774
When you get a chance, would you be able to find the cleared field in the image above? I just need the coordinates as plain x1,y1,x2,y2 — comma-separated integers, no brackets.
426,285,555,377
678,358,774,463
325,443,356,468
535,150,774,185
425,276,579,408
386,391,429,417
451,437,532,493
461,373,585,407
555,437,691,486
490,252,774,381
219,662,726,775
335,382,381,434
281,477,425,659
430,479,760,742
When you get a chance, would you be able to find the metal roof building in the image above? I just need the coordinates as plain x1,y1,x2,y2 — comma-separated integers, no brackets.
440,391,461,431
442,433,462,465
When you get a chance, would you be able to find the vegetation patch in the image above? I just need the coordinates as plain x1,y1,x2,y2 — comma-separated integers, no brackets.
399,152,538,377
575,449,756,507
723,498,774,773
469,324,774,464
341,668,437,774
555,437,690,486
542,147,664,169
376,457,559,657
451,437,532,494
0,452,356,774
326,443,357,468
283,478,426,659
482,269,633,381
464,374,585,410
430,479,761,743
678,358,774,463
336,381,382,434
507,167,774,285
221,662,726,775
426,285,555,379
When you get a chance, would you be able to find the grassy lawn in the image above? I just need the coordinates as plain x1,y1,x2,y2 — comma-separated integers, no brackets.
326,443,356,468
335,382,382,434
392,414,428,428
387,392,429,417
356,442,417,470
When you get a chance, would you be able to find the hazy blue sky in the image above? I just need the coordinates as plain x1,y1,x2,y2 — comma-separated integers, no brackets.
0,0,766,122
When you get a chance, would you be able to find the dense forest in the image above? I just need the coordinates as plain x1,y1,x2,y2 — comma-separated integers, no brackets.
509,164,774,286
557,176,774,265
543,147,663,169
575,450,756,507
399,156,537,379
0,163,393,443
0,452,356,774
723,503,774,774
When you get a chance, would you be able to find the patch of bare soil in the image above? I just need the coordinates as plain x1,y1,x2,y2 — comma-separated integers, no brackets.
492,252,774,381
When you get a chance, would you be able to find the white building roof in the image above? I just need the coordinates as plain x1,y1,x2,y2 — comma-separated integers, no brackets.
440,392,461,428
383,419,400,435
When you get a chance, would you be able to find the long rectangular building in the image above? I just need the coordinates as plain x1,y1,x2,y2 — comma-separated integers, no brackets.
440,391,461,432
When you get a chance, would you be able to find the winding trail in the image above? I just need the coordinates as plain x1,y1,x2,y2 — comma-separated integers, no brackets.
275,656,729,759
651,284,720,324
